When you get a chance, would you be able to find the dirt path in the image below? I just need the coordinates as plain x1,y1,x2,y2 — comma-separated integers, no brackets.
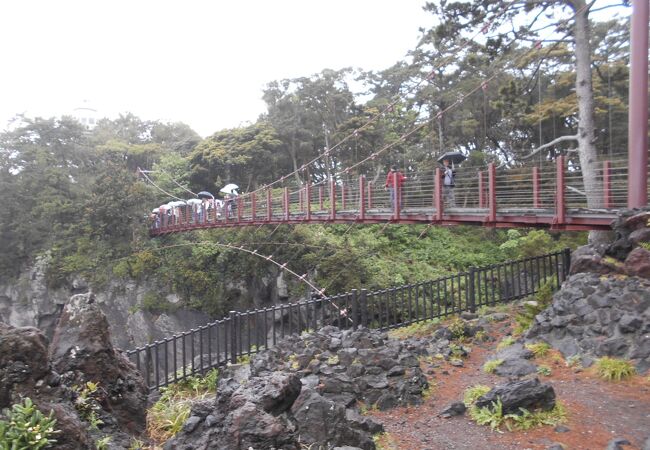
368,318,650,450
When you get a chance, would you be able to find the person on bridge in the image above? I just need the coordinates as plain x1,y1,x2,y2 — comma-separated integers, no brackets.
385,165,406,212
442,158,456,207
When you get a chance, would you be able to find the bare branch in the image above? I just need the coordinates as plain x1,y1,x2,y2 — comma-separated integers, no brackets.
520,134,579,159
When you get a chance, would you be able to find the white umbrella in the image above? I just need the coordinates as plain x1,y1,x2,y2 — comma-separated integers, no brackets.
220,183,239,195
167,200,187,208
186,198,202,205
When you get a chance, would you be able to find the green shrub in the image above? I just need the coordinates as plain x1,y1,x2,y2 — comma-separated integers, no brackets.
595,357,636,381
536,365,552,376
0,398,59,449
469,398,567,431
514,279,555,335
463,385,491,407
483,359,504,374
525,342,551,358
496,336,516,350
389,318,441,339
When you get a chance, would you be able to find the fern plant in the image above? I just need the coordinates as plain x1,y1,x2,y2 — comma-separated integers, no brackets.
0,398,59,450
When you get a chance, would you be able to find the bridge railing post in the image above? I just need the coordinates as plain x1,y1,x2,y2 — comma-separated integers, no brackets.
478,170,485,209
237,197,242,222
329,178,336,220
367,182,373,210
341,183,346,210
488,163,496,222
394,179,401,221
251,193,256,221
359,175,366,221
435,168,443,220
555,156,565,225
284,187,290,221
603,160,612,208
266,189,272,222
533,167,541,208
319,186,324,211
306,184,311,221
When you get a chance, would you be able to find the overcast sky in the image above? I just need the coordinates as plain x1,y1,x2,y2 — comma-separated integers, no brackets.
0,1,432,137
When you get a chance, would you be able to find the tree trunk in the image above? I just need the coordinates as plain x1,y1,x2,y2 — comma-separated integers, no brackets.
571,0,610,244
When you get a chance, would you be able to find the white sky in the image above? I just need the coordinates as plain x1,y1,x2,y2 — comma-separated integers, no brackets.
0,1,432,137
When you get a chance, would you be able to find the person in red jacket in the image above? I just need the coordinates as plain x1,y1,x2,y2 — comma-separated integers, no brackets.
385,165,406,211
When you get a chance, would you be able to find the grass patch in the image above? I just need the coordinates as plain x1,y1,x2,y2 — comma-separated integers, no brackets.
525,342,551,358
594,357,636,381
469,399,567,431
463,385,491,407
483,359,504,374
513,279,555,335
147,369,218,443
536,365,552,376
373,432,399,450
389,318,441,339
496,336,516,350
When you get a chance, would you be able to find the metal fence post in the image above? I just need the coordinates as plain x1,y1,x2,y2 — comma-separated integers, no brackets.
467,267,476,313
229,310,238,364
360,289,368,327
562,248,572,281
351,289,359,329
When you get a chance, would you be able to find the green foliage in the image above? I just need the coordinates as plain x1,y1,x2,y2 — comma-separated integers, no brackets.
496,336,516,350
514,279,556,335
483,359,504,374
73,381,103,429
0,398,59,450
448,317,466,340
148,369,218,443
525,342,551,358
565,355,582,368
537,365,552,376
141,292,175,313
95,436,111,450
594,357,636,381
389,318,441,339
469,398,567,431
463,385,491,407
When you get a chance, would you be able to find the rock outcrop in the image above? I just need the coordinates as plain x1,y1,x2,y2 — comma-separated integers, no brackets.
0,294,148,449
527,208,650,373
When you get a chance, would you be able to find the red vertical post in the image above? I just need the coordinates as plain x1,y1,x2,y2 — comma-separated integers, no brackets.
329,179,336,220
367,182,373,209
478,171,485,208
394,180,401,221
628,0,649,207
341,183,346,210
266,189,272,222
306,184,311,221
435,168,443,221
488,163,497,222
359,175,366,221
319,186,324,210
533,166,541,208
603,160,613,208
284,187,290,221
299,188,304,212
237,197,242,222
251,193,257,221
160,207,167,230
555,156,565,224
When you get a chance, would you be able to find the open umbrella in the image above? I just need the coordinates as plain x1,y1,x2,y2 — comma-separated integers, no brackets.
220,183,239,195
197,191,214,199
167,200,187,208
437,151,466,165
186,198,202,205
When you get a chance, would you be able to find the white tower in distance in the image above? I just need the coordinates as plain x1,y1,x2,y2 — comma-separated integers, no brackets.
71,100,100,129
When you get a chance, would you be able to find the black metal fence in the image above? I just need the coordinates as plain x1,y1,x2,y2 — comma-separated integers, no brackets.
126,248,571,390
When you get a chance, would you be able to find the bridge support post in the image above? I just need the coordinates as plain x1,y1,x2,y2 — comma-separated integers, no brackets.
603,161,612,208
555,156,566,225
394,180,401,221
237,197,242,222
266,189,272,222
628,0,649,208
367,182,373,209
229,311,238,364
488,163,496,223
478,171,485,209
533,167,541,208
251,193,256,221
435,168,443,221
359,175,366,221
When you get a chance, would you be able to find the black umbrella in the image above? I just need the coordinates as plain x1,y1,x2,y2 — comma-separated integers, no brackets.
437,151,466,165
197,191,214,199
